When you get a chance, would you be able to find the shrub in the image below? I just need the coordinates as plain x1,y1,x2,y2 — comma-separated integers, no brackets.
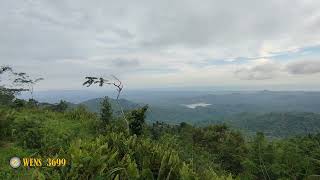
0,109,15,140
60,132,232,180
11,99,26,109
0,88,15,106
13,116,43,149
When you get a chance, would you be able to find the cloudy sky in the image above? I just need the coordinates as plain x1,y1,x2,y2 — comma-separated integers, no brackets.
1,0,320,90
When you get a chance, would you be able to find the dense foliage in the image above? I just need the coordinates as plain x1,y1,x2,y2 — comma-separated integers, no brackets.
1,91,320,179
225,112,320,138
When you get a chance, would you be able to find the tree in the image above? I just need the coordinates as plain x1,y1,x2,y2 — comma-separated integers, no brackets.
0,65,42,100
128,105,148,136
244,132,274,180
0,66,12,74
54,100,68,112
13,74,43,99
0,109,14,140
0,87,15,106
192,124,247,175
100,97,112,125
27,98,39,108
11,98,26,109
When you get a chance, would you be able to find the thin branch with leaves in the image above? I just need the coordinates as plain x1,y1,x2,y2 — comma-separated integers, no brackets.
0,66,34,95
83,75,128,133
13,74,44,99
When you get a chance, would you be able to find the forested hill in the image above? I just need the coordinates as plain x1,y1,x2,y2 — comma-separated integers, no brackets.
227,112,320,137
30,91,320,114
70,97,320,138
79,98,141,113
69,91,320,121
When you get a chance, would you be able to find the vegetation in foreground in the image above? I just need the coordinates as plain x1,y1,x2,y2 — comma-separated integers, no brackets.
1,89,320,180
0,67,320,179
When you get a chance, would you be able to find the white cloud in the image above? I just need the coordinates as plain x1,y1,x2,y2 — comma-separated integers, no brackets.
0,0,320,89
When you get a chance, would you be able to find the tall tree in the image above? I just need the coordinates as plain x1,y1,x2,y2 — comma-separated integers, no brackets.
54,100,68,112
13,74,43,99
128,105,148,136
100,97,112,125
0,65,42,97
0,66,28,105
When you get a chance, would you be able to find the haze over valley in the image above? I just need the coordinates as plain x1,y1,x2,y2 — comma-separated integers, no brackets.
21,89,320,138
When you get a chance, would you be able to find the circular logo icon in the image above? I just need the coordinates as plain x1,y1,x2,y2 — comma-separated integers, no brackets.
9,157,21,168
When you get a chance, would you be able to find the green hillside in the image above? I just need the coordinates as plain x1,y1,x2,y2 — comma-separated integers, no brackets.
80,98,141,113
1,90,320,179
227,112,320,138
75,97,320,138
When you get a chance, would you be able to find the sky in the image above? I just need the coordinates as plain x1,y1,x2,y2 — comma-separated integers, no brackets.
1,0,320,91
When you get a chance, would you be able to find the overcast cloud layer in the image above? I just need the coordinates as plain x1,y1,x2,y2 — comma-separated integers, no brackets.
1,0,320,90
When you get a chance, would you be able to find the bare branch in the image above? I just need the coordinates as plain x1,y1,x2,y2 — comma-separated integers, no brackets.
110,75,123,100
34,78,44,83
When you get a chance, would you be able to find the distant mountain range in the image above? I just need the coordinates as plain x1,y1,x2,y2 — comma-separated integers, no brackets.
37,90,320,137
66,90,320,122
79,98,142,113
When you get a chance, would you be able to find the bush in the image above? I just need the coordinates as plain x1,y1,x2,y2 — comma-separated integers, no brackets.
192,124,247,175
13,116,43,149
11,99,26,109
54,100,68,112
27,98,39,108
0,88,15,106
0,109,15,141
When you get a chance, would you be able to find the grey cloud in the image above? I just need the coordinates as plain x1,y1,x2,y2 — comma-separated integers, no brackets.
110,28,135,39
235,60,320,80
1,0,320,62
24,10,135,39
287,60,320,75
110,58,140,67
1,0,320,89
137,0,320,51
235,63,280,80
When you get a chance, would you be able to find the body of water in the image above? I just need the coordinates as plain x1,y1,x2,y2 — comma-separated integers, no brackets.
182,102,211,109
